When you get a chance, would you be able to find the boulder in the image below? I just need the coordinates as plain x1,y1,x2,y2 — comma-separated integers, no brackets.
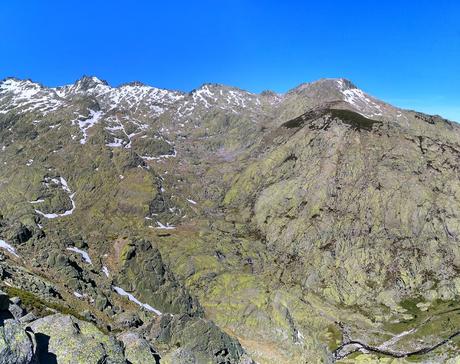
19,313,38,325
112,312,143,330
4,222,33,245
30,314,125,364
167,348,196,364
8,303,25,320
95,294,108,311
10,297,21,305
117,332,159,364
0,319,36,364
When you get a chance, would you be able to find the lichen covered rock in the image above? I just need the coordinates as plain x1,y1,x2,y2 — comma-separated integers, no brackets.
151,314,252,364
116,239,202,316
117,331,159,364
30,314,125,364
0,319,36,364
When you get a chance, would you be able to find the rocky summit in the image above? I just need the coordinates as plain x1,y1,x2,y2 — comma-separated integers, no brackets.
0,75,460,363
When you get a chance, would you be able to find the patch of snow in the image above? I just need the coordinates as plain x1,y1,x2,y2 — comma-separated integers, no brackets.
102,266,110,277
342,88,368,107
58,177,70,192
29,199,45,204
77,109,103,144
106,138,124,147
141,149,177,161
35,193,75,218
66,247,92,265
192,86,217,108
341,87,383,117
0,239,19,257
113,286,162,315
155,221,176,230
34,177,76,218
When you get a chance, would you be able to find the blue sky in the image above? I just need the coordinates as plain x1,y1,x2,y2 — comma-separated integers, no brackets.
1,0,459,121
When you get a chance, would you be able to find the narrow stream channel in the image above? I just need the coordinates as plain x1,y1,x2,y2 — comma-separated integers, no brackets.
334,330,460,360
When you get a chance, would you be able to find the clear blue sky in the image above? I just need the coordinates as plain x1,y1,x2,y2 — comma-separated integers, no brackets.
1,1,459,121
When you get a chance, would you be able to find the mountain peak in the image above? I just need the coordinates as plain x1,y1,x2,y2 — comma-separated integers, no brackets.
0,77,42,89
74,75,109,90
289,78,357,94
334,78,357,90
0,78,43,100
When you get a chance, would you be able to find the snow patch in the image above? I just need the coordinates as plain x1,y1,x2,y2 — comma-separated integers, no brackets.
341,87,383,117
29,199,45,204
113,286,162,315
77,109,103,144
141,149,177,161
102,266,110,277
155,221,176,230
0,239,19,257
106,138,124,147
66,247,92,264
34,177,76,219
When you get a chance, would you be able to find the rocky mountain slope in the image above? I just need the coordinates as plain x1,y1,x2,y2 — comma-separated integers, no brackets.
0,75,460,363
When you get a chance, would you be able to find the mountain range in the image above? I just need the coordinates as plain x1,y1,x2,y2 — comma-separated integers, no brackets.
0,75,460,363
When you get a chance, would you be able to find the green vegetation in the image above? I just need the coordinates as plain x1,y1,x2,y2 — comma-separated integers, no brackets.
4,286,86,322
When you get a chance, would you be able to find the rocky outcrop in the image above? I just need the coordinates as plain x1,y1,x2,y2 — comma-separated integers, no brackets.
0,286,255,364
0,290,35,364
0,289,126,364
117,331,160,364
30,314,125,364
147,314,253,364
116,239,202,316
0,319,36,364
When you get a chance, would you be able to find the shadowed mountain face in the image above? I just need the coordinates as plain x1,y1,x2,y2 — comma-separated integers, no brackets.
0,76,460,363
